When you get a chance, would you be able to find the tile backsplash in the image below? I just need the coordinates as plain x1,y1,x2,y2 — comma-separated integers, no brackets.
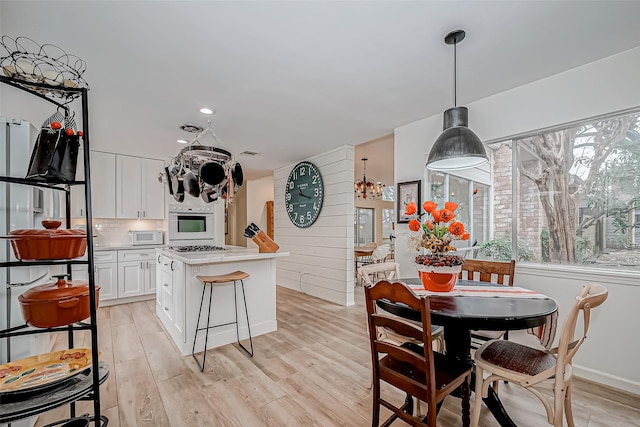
71,218,165,246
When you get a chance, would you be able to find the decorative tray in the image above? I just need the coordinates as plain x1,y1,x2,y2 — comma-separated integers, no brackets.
0,348,96,396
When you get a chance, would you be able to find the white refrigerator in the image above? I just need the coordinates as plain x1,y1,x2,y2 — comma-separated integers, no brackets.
0,117,54,368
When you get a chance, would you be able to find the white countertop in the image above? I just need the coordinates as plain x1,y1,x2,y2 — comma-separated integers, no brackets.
157,246,289,265
94,244,166,251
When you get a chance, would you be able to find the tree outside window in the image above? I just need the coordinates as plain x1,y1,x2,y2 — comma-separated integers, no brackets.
486,110,640,269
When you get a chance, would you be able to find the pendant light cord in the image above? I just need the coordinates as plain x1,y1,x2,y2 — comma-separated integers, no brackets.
453,41,457,107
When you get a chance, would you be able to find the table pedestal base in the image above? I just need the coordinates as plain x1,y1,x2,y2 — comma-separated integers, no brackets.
444,325,517,427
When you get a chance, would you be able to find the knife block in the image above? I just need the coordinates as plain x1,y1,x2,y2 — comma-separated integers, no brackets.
252,230,279,253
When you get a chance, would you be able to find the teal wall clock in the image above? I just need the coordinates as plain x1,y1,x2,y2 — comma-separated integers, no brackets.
285,161,324,228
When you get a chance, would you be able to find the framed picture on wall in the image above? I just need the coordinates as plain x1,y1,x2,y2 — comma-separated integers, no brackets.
397,180,421,223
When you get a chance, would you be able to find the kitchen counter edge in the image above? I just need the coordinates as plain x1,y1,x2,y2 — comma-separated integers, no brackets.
156,247,289,265
95,244,167,251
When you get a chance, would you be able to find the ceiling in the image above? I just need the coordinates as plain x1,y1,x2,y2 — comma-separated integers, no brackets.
1,1,640,181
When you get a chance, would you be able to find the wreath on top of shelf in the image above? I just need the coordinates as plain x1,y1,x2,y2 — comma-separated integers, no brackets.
0,36,89,100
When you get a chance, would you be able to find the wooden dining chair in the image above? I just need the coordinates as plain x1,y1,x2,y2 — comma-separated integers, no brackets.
358,261,400,286
459,259,516,347
365,280,472,427
372,244,391,263
470,283,608,427
359,263,444,352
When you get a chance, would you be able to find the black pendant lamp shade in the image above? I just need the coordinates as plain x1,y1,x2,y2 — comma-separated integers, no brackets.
426,30,488,171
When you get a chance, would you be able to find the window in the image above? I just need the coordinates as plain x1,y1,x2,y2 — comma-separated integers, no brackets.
382,186,395,202
484,109,640,270
426,173,490,250
354,208,374,245
382,208,394,244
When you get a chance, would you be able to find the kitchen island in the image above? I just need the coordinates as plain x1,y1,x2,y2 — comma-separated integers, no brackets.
155,246,288,356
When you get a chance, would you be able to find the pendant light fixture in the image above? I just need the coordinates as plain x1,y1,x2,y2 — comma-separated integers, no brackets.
426,30,488,171
355,158,384,200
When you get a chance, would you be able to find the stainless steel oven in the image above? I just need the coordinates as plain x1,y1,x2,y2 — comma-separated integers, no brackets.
167,204,215,246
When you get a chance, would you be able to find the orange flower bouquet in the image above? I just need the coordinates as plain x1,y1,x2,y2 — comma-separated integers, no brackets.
404,200,470,290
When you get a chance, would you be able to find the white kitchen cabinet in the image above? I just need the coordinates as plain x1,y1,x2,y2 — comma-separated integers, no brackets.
156,252,185,343
71,150,117,218
65,252,118,302
116,155,164,219
118,261,145,298
71,264,88,282
145,258,156,295
93,250,118,301
95,262,118,301
90,151,116,218
117,249,156,298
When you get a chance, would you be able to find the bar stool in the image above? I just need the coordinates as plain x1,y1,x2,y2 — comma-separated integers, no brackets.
192,271,254,372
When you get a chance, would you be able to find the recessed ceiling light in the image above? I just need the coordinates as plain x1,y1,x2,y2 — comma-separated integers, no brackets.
177,139,188,144
200,107,213,115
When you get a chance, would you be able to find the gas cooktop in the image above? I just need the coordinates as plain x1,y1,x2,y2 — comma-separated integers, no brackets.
169,245,226,252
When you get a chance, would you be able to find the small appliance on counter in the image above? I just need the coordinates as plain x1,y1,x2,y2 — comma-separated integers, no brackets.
131,230,163,246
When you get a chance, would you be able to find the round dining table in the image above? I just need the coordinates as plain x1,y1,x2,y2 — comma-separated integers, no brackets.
376,278,558,427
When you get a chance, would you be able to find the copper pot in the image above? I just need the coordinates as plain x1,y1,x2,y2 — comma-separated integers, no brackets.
18,275,100,328
2,220,86,260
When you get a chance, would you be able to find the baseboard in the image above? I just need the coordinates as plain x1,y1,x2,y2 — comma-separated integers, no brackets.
573,364,640,399
278,282,354,306
100,294,155,307
573,374,640,409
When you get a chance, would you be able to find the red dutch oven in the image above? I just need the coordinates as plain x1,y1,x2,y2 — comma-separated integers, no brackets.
18,275,100,328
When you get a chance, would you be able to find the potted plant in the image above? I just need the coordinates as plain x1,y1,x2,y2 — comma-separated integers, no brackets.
405,200,469,291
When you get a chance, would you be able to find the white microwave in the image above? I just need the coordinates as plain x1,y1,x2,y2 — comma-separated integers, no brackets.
131,230,163,246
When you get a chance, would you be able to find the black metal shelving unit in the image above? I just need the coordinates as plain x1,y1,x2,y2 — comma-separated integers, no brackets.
0,75,107,426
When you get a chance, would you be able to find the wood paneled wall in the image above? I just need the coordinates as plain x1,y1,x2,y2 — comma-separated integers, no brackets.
274,145,355,306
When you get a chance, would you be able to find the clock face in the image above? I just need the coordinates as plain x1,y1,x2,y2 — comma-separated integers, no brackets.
285,161,324,228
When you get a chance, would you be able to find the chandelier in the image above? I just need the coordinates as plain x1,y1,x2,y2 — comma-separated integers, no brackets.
355,158,384,200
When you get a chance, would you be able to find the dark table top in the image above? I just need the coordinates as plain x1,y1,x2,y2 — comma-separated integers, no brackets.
378,278,558,331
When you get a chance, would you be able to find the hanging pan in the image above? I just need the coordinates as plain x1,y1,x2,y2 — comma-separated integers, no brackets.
183,169,200,198
199,161,225,186
201,183,218,203
171,173,184,203
164,166,174,195
232,162,244,187
182,149,200,198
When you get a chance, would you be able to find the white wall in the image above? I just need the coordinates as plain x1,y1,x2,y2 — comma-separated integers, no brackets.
394,46,640,394
274,145,355,306
246,175,275,250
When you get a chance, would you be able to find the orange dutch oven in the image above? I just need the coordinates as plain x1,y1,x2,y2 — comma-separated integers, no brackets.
18,275,100,328
3,220,87,261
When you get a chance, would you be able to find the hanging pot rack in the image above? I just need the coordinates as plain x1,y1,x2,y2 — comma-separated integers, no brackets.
172,119,233,168
165,117,243,204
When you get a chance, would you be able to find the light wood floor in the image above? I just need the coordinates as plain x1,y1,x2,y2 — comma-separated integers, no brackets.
35,286,640,427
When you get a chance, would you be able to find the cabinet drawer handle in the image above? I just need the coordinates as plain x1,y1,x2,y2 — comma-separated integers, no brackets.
164,307,169,311
170,261,175,271
158,255,161,263
163,283,168,287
